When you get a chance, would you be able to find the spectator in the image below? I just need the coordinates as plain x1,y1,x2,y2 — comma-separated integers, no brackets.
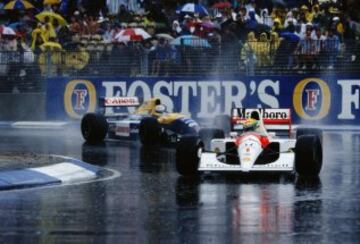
269,31,281,65
259,9,273,27
117,4,133,23
312,27,326,68
254,32,270,67
324,28,340,69
241,31,257,75
298,29,316,69
151,38,171,76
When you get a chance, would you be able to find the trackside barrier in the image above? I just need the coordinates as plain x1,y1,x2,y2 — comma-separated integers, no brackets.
46,76,360,125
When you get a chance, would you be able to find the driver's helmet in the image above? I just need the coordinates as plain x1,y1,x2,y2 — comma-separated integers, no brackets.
250,110,260,120
243,111,260,131
154,104,166,115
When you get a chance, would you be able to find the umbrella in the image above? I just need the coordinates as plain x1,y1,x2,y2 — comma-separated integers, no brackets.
7,22,24,29
4,0,34,10
44,0,61,5
171,35,211,48
36,11,67,25
176,3,209,16
156,33,174,41
115,28,151,42
1,26,16,36
211,2,232,9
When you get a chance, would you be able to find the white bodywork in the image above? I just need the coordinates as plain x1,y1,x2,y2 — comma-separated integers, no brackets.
198,135,296,173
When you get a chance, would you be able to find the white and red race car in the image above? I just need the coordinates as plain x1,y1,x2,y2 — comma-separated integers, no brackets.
176,108,323,177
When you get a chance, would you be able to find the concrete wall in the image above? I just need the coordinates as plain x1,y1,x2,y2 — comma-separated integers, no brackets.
0,93,46,121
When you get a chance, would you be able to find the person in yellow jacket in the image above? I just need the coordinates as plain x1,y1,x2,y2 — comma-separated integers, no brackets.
241,32,257,75
41,22,56,43
300,5,314,23
31,24,45,51
254,32,270,67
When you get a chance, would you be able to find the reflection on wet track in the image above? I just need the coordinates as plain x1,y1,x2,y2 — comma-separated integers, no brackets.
0,128,359,243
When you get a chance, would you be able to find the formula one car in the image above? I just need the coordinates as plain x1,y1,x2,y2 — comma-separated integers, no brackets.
81,97,199,145
176,108,323,177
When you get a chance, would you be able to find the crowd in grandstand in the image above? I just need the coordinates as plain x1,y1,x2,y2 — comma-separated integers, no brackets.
0,0,358,80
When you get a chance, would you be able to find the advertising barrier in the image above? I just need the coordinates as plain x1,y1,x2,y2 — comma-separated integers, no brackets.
46,76,360,125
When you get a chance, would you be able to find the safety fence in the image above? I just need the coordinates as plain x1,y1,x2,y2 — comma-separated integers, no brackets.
0,39,359,93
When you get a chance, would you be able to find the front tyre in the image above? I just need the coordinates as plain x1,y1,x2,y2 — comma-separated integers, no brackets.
295,135,322,177
176,136,203,176
139,117,161,146
81,113,108,144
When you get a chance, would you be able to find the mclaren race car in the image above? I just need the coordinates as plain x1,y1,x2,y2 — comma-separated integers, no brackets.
176,108,323,177
81,97,199,145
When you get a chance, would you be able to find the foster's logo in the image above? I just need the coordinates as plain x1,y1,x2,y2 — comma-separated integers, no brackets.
293,78,331,120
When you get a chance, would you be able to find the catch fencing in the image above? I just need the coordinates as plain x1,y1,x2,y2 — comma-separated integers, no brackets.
0,39,359,93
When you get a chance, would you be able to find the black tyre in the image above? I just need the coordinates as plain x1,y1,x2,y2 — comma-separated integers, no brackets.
139,117,161,146
214,114,231,134
295,135,322,177
81,113,108,144
176,136,203,176
199,128,224,151
296,128,323,141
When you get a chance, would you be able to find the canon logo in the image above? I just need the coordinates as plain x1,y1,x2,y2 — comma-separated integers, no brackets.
104,97,139,106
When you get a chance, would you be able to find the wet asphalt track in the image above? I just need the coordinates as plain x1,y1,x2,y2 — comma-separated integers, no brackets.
0,127,359,243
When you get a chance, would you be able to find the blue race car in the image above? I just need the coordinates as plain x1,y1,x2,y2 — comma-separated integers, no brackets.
81,97,200,145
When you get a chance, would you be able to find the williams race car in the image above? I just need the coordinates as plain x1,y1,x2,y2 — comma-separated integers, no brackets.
176,108,323,177
81,97,200,145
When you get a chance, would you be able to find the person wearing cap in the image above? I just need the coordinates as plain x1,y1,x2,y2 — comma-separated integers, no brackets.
300,5,314,23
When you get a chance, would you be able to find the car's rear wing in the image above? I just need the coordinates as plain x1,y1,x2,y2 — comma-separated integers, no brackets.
98,97,141,117
231,108,292,136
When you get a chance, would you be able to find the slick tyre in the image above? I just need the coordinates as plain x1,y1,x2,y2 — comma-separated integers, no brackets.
295,135,323,177
176,136,203,177
296,128,323,142
139,117,161,146
81,113,108,144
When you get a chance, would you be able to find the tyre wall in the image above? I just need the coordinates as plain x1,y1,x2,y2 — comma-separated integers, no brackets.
46,76,360,125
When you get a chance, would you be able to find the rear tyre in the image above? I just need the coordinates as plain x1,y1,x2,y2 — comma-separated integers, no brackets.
296,128,323,142
295,135,322,177
139,117,161,146
199,128,225,151
81,113,108,144
176,136,203,176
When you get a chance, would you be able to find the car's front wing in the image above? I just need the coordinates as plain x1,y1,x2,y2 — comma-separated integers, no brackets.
198,152,294,172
